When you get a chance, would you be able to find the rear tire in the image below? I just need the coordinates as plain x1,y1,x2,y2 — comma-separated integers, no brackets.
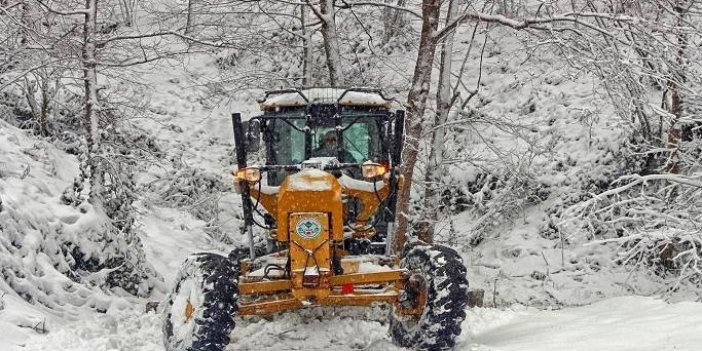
162,253,239,351
389,244,469,350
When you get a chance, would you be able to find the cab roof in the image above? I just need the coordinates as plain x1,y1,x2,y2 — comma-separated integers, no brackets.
258,87,394,111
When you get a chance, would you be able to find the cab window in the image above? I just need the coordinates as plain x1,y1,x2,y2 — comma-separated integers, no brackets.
341,118,381,162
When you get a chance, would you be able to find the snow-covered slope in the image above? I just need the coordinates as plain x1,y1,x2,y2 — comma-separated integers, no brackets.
425,29,702,307
0,120,117,349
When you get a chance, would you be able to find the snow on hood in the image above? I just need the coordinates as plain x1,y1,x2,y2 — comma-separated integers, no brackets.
287,168,333,191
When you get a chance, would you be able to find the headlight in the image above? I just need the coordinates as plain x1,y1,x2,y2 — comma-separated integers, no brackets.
235,166,261,183
361,161,386,179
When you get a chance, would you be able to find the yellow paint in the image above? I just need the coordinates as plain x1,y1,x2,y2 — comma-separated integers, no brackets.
185,300,194,321
232,169,414,316
288,212,333,300
247,173,404,240
276,171,344,242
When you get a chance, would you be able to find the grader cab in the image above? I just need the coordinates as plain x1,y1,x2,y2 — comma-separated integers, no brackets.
162,88,469,351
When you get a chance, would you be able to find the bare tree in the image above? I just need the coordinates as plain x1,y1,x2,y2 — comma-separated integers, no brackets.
416,0,458,244
382,0,408,43
117,0,136,26
663,0,693,175
392,0,441,253
309,0,344,86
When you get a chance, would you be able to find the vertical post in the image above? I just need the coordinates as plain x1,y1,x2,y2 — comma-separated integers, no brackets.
392,110,405,168
385,222,395,257
304,113,313,160
232,113,256,260
333,111,342,162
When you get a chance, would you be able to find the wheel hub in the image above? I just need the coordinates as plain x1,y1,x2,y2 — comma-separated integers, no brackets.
400,273,426,310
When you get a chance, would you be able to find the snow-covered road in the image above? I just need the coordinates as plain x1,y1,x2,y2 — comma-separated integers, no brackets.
12,296,701,351
466,296,702,351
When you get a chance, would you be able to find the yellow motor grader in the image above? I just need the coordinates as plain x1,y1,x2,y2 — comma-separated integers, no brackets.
162,88,469,351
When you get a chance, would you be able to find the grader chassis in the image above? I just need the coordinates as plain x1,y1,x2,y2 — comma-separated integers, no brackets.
162,88,469,351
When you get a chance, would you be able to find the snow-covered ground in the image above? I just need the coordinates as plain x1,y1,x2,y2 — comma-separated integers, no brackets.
466,297,702,351
12,295,702,350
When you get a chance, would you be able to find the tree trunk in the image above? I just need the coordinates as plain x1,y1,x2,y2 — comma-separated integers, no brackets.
83,0,103,205
19,0,29,45
301,5,313,86
665,1,687,175
418,0,457,244
392,0,441,254
118,0,135,27
83,0,98,151
38,71,51,137
319,0,343,86
185,0,194,35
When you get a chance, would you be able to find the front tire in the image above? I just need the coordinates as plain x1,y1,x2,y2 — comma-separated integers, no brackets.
162,253,239,351
389,244,469,350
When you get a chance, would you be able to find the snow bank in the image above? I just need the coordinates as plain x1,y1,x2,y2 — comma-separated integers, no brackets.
0,121,159,347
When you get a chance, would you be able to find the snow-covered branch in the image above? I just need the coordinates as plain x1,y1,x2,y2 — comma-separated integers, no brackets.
434,11,636,42
563,173,702,221
596,174,702,199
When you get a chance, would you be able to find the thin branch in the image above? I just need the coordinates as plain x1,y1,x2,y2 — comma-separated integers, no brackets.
0,2,22,11
35,0,89,16
338,0,422,19
98,31,243,49
0,63,55,91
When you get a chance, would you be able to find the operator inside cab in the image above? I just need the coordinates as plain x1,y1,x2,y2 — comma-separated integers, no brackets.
312,130,357,163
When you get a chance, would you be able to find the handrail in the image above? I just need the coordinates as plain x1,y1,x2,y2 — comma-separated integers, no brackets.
258,87,393,106
257,88,309,104
336,87,393,103
251,162,364,173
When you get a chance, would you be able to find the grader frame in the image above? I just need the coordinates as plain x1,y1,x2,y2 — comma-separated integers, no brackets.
231,88,419,317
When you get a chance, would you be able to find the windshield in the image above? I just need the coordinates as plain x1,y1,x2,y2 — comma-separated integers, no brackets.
269,118,306,165
264,115,384,184
311,118,382,163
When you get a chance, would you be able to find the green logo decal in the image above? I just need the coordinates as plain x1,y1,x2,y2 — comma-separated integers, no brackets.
295,218,322,239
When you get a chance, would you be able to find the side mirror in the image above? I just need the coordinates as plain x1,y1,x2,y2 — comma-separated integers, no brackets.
244,119,261,152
